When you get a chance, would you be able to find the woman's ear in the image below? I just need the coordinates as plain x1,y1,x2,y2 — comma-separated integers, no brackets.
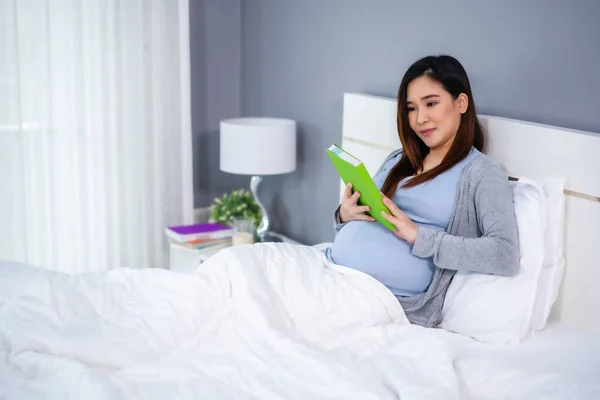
456,93,469,114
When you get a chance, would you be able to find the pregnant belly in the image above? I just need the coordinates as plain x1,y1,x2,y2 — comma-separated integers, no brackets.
328,221,435,296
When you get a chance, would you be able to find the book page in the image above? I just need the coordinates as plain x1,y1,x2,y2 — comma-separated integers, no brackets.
328,144,360,166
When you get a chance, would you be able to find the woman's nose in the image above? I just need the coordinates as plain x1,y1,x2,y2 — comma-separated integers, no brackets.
417,109,429,125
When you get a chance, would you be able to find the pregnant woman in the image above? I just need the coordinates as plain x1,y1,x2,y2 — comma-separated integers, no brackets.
324,55,520,328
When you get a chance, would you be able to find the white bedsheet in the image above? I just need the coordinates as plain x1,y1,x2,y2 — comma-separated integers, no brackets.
453,321,600,399
0,243,598,399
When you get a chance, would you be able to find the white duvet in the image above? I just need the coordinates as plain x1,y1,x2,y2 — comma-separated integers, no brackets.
1,243,598,400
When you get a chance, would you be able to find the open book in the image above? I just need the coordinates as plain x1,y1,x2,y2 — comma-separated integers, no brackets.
326,143,395,230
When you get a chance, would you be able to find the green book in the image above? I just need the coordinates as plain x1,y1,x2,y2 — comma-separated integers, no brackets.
326,143,396,230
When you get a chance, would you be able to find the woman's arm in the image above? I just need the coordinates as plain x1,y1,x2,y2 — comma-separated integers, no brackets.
332,205,345,233
410,164,520,276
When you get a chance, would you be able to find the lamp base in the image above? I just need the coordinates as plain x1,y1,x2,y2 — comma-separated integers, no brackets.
250,175,272,239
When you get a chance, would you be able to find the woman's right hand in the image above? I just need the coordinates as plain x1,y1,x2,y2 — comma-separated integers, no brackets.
339,183,376,223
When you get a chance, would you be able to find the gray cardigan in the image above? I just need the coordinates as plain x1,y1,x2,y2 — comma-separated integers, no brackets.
332,149,520,328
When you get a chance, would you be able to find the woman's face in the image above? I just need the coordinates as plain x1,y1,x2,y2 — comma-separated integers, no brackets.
406,75,468,152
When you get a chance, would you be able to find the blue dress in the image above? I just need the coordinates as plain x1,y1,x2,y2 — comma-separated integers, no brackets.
325,148,478,296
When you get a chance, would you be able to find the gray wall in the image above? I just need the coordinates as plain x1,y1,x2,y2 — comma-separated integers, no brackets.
190,0,248,207
240,0,600,245
192,0,600,245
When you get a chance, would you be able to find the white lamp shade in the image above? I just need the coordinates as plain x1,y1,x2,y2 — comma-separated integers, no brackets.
219,117,297,175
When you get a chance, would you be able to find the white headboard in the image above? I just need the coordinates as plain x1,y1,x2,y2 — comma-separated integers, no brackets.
340,92,600,334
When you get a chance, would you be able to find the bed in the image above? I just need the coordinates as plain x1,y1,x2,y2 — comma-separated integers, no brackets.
1,92,600,399
333,92,600,398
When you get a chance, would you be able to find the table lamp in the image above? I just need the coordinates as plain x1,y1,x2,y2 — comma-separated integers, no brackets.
219,117,297,242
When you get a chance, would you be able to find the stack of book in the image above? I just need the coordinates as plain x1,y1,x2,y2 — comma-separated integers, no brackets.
165,222,233,254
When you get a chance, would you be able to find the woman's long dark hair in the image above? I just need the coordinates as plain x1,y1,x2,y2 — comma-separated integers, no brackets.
381,55,485,197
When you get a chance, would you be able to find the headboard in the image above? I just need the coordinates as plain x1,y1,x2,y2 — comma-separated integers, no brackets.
340,92,600,334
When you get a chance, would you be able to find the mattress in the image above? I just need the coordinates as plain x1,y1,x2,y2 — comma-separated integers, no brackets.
451,321,600,399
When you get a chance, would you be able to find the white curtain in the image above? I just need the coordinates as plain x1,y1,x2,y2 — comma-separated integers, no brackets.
0,0,194,273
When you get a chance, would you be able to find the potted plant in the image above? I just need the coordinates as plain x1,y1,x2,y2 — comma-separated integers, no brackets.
208,189,263,229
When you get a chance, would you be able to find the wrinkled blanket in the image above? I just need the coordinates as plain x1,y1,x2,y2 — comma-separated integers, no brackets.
0,243,463,399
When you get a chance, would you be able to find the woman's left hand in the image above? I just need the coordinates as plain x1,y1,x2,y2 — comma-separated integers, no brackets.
381,195,419,244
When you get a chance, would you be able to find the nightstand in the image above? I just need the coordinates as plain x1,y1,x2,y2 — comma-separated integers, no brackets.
168,231,303,273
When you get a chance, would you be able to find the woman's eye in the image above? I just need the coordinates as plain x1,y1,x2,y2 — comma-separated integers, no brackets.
407,107,415,112
427,102,437,107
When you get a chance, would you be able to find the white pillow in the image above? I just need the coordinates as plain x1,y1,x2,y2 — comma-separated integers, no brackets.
529,178,566,332
439,178,547,344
